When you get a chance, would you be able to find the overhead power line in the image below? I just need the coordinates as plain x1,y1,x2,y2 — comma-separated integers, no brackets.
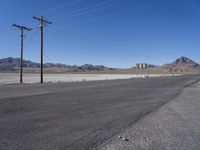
48,0,116,20
0,41,19,58
57,0,172,27
49,26,115,50
45,28,107,57
38,0,83,15
53,0,135,21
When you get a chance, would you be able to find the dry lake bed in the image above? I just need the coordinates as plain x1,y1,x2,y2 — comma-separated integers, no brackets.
0,73,175,85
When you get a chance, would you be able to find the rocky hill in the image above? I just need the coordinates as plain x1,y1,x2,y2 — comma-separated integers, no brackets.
0,58,39,71
162,57,200,72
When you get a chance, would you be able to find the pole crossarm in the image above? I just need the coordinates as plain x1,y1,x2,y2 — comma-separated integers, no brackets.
33,16,52,25
13,24,32,31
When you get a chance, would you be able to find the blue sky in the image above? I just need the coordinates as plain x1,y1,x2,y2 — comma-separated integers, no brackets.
0,0,200,68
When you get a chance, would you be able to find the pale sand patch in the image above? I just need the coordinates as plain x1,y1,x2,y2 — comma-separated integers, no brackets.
0,73,178,85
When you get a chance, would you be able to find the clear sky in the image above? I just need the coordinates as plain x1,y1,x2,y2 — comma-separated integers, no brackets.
0,0,200,68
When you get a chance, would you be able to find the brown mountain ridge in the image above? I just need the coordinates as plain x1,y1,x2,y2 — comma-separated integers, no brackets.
0,57,199,73
162,57,200,73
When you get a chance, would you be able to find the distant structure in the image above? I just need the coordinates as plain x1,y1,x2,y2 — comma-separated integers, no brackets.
136,63,148,69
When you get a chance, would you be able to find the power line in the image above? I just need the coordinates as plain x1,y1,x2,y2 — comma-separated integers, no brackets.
26,30,75,82
26,33,40,48
45,28,107,57
26,31,53,63
49,26,115,50
24,34,74,82
47,27,113,54
0,42,19,58
38,0,83,15
53,0,134,21
48,0,116,20
57,0,172,27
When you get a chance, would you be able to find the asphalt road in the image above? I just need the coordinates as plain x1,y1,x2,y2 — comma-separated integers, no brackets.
0,75,199,150
99,79,200,150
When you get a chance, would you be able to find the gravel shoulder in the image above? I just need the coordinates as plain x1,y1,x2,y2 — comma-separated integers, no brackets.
99,81,200,150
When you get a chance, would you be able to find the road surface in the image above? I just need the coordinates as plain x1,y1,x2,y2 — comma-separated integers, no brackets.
0,75,199,150
99,79,200,150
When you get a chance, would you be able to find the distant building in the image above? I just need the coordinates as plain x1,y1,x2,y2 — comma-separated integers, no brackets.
136,63,148,69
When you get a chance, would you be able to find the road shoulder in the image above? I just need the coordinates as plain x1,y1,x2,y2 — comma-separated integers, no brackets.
98,81,200,150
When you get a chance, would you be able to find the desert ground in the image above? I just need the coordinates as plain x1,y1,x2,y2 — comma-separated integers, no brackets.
0,73,175,85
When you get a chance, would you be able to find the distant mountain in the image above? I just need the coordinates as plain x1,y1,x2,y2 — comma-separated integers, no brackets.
168,56,199,66
1,57,200,73
162,57,200,72
0,57,114,72
147,64,159,68
0,57,40,71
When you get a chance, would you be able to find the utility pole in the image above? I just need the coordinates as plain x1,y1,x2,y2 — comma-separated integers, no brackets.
33,16,51,84
13,24,31,84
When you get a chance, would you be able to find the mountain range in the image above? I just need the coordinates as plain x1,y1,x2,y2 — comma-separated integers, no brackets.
0,57,114,72
0,57,199,73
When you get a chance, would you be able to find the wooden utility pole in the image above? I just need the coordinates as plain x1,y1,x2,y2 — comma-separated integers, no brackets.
33,16,51,84
13,24,31,84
